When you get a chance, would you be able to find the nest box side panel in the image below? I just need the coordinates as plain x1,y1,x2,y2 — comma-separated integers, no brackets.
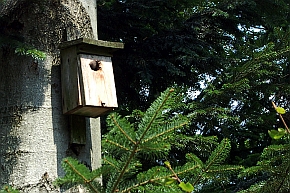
78,54,118,108
61,47,82,114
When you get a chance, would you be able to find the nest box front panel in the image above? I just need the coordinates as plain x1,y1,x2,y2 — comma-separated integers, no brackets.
78,54,118,109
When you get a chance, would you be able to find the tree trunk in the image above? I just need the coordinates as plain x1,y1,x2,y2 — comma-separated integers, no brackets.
0,0,101,192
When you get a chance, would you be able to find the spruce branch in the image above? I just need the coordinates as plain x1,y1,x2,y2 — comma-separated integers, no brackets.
109,141,139,193
143,121,188,143
105,139,130,151
275,165,290,193
63,159,100,193
109,88,175,193
110,114,137,145
103,158,121,172
138,88,175,141
121,165,201,193
192,138,230,187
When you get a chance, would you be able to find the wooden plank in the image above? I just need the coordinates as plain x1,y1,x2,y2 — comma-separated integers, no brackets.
70,115,86,144
71,107,114,117
59,38,124,56
61,46,82,114
78,54,118,108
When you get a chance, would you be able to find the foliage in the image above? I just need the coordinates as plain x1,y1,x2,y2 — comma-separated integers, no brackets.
56,89,243,192
0,31,46,60
237,142,290,193
186,31,290,189
0,186,19,193
97,0,290,111
14,47,46,60
236,105,290,192
0,0,46,60
268,104,290,140
97,0,290,191
98,0,236,111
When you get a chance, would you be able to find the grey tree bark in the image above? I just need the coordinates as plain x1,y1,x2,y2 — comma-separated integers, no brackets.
0,0,101,192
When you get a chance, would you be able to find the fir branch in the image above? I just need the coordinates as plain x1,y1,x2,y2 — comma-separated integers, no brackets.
0,186,19,193
175,165,202,177
109,142,138,193
233,46,290,82
275,165,290,193
121,165,201,193
192,138,230,187
110,114,137,145
109,88,175,193
121,175,169,193
262,144,290,153
143,121,188,143
206,166,244,173
63,159,100,193
105,139,130,151
138,89,174,141
254,46,290,61
136,145,167,152
122,168,167,192
186,153,204,166
205,138,230,168
103,158,121,172
121,176,172,192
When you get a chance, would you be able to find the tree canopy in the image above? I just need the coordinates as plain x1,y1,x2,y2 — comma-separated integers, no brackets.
97,0,290,192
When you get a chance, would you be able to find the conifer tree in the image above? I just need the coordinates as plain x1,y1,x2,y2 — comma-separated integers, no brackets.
55,88,243,193
237,104,290,192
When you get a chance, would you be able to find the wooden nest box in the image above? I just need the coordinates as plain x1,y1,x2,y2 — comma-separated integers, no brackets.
59,38,124,117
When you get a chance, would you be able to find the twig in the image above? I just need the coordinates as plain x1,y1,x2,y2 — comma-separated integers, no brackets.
271,101,290,134
4,186,11,193
164,161,181,183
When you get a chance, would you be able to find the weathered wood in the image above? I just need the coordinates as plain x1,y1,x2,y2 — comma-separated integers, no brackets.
70,115,86,144
79,55,117,106
59,38,124,56
61,46,81,115
60,39,122,117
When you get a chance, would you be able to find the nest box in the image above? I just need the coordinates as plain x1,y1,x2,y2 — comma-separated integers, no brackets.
59,38,124,117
